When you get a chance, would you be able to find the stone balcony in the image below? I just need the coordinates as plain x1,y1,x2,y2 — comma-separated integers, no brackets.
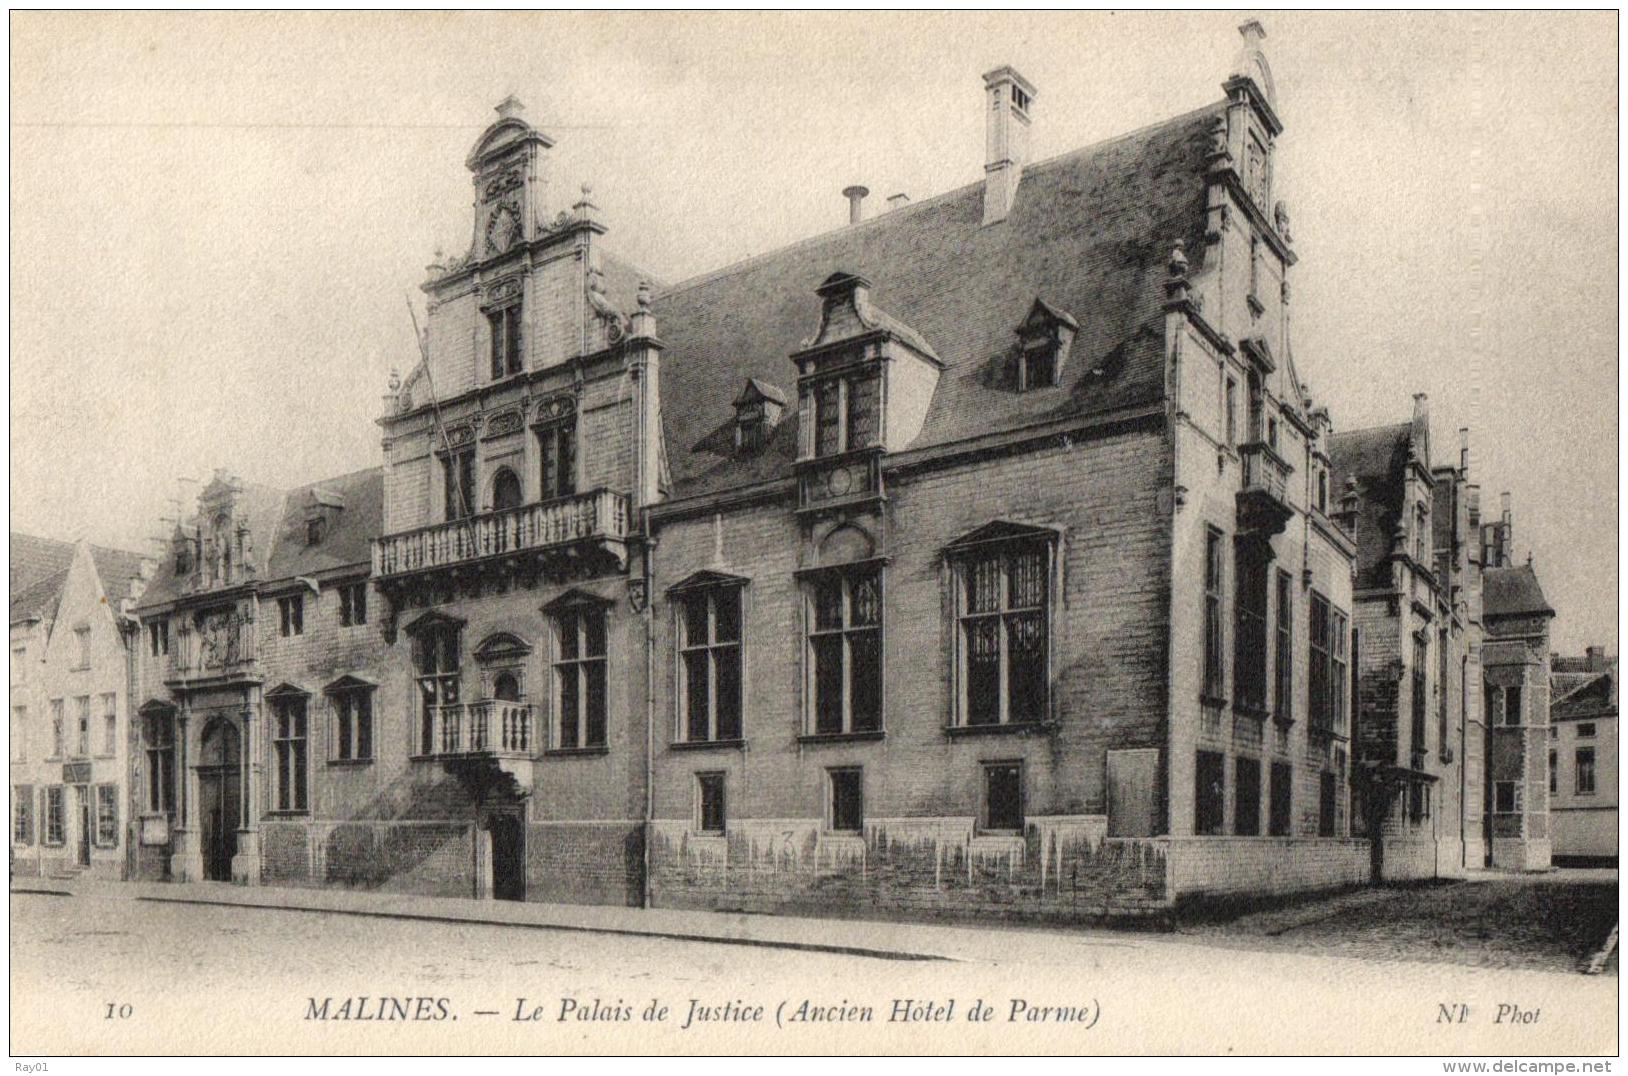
373,489,632,589
418,700,537,787
1236,441,1294,537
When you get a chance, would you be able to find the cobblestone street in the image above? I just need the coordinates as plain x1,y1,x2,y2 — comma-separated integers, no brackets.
1177,869,1619,973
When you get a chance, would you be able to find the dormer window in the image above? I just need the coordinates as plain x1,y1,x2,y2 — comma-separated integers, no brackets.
1011,84,1031,112
732,379,786,454
306,518,325,546
1012,300,1077,392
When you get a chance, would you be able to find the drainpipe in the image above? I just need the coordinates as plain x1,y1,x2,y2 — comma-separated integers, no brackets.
1460,653,1469,869
641,533,655,910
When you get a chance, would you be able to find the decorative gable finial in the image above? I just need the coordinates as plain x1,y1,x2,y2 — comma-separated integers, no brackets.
495,94,526,120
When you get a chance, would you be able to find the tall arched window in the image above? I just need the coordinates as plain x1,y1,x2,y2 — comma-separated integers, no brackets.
491,467,523,511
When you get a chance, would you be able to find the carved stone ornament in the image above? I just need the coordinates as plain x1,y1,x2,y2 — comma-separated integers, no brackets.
627,577,648,614
485,409,524,438
485,201,521,256
481,167,524,202
445,424,475,447
485,276,522,305
534,394,576,424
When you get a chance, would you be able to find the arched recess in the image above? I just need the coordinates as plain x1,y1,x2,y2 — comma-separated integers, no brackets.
490,466,523,511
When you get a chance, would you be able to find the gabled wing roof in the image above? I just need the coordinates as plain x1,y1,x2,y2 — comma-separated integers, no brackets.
11,532,74,594
651,101,1223,500
1483,564,1555,619
1328,422,1416,590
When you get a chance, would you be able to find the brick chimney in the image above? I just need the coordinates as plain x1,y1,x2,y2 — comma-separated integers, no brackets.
1587,645,1607,672
982,66,1037,226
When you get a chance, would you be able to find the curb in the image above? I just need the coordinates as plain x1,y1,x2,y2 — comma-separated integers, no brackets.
99,887,952,964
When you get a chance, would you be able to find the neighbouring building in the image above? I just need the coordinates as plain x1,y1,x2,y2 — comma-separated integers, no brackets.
1548,647,1616,865
1479,494,1555,871
10,534,149,879
1332,401,1481,881
129,468,386,885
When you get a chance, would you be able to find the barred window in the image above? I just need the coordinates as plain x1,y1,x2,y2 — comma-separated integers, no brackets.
807,566,882,735
957,542,1049,726
678,587,743,743
554,604,607,750
538,421,577,501
809,373,880,458
828,768,863,833
696,772,726,834
983,761,1024,832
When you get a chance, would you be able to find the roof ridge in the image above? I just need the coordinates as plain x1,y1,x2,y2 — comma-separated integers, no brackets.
654,99,1227,301
1330,421,1413,441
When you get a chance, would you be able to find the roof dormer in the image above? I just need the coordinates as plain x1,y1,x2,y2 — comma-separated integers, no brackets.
304,487,345,546
1012,299,1078,391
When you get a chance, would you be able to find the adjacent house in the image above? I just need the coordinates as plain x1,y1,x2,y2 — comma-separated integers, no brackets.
1549,647,1616,865
10,535,149,879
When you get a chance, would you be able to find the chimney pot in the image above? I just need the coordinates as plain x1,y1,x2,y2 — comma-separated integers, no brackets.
841,185,870,225
886,192,910,211
1587,645,1606,671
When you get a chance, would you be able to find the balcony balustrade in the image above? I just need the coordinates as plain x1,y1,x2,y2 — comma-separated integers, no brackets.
1236,441,1294,536
424,701,536,759
373,489,631,579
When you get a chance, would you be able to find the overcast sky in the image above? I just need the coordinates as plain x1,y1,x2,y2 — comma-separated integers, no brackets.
10,11,1617,652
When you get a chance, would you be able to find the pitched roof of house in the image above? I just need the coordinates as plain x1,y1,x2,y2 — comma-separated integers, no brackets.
9,536,148,626
1483,563,1554,619
1552,670,1617,720
133,467,383,612
1328,422,1419,590
650,100,1223,500
11,532,75,594
264,466,383,581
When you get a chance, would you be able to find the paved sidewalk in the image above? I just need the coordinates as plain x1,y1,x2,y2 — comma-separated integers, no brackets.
10,874,1140,965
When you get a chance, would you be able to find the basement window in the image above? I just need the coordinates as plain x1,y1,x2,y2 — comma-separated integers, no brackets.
696,772,726,834
982,761,1024,833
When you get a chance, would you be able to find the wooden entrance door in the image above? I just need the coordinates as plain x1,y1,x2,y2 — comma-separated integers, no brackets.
75,787,92,867
199,718,242,882
488,814,525,901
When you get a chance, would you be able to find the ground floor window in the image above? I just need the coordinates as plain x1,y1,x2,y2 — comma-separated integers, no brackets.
96,783,118,846
1195,751,1225,835
982,761,1024,832
44,786,65,845
1493,780,1522,814
1407,780,1432,824
1318,771,1337,837
1576,748,1596,794
1234,756,1261,836
1268,761,1292,836
330,688,374,762
828,768,863,833
696,772,726,834
273,697,309,813
13,784,33,845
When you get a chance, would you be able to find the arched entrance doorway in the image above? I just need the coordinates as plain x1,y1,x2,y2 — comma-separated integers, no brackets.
198,717,241,882
484,813,525,901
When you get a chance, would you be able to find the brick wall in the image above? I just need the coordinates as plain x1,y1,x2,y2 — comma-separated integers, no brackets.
262,819,476,898
527,821,643,906
648,815,1169,921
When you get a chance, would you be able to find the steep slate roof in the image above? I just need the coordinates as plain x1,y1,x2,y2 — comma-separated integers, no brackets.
1483,564,1555,619
11,532,74,594
1552,670,1617,720
135,468,384,612
9,537,148,626
10,567,69,625
1328,423,1417,590
264,466,384,581
651,101,1223,500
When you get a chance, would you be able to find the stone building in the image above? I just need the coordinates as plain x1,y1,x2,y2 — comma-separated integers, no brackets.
640,23,1362,917
121,23,1390,917
1548,646,1616,864
1479,493,1555,871
10,534,149,879
1330,400,1479,880
129,467,385,884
